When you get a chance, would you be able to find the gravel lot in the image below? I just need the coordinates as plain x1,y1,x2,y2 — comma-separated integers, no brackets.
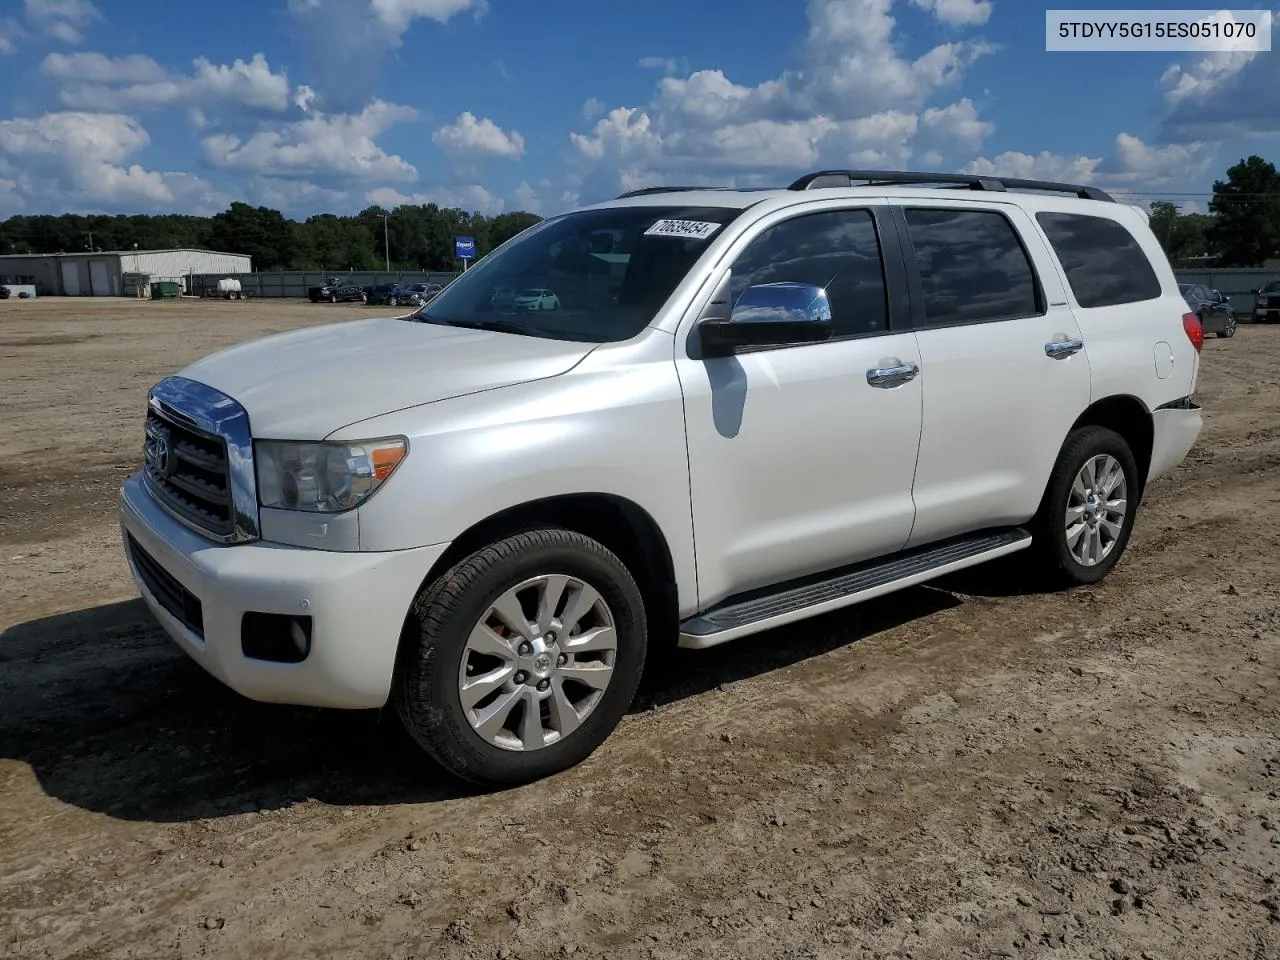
1,297,1278,960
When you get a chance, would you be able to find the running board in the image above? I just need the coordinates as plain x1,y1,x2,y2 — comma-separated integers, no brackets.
677,528,1032,649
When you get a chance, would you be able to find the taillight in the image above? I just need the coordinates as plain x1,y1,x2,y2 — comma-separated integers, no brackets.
1182,312,1204,353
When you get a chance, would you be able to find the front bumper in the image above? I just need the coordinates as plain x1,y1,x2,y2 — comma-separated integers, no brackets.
118,472,449,709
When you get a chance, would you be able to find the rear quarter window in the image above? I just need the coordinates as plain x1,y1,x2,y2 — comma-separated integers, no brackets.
1036,211,1162,309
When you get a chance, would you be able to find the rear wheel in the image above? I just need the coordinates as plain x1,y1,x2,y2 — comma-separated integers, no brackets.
1218,315,1237,338
393,529,648,786
1030,425,1139,587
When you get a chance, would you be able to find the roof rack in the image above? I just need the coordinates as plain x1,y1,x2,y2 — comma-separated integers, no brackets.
615,186,708,199
788,169,1115,202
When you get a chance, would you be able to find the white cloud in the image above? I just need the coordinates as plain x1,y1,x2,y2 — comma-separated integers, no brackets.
366,184,503,214
908,0,992,27
1159,43,1280,138
0,111,223,210
567,0,1000,196
639,56,689,75
294,84,318,113
964,133,1215,189
0,17,25,53
43,51,167,84
581,98,605,120
432,111,524,159
965,150,1101,184
24,0,100,44
45,52,293,114
290,0,487,110
203,99,419,181
919,97,994,150
252,176,349,212
369,0,487,32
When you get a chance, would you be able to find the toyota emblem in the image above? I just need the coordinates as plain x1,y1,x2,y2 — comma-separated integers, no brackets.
149,426,174,478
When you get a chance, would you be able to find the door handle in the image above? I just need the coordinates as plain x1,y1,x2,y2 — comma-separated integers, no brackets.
1045,338,1084,359
866,361,919,387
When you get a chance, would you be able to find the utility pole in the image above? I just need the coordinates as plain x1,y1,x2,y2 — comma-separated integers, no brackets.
86,231,94,251
382,213,390,272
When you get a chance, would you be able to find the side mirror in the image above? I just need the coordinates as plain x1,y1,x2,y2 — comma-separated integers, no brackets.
698,282,834,357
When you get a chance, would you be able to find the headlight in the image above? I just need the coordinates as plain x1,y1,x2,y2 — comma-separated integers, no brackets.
255,437,408,513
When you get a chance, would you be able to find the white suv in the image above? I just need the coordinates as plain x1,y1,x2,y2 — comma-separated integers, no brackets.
119,170,1205,786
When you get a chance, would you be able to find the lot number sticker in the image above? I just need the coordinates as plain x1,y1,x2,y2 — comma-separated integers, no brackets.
644,219,722,240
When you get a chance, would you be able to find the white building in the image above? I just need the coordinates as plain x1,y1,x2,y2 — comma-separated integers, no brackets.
0,249,253,296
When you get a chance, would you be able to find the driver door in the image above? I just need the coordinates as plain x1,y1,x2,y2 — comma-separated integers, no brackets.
674,203,924,609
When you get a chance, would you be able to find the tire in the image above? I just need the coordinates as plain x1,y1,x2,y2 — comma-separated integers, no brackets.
329,293,337,303
1218,316,1237,338
393,528,648,787
388,296,397,307
1029,425,1139,587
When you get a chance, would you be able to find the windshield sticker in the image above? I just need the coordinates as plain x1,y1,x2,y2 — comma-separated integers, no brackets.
643,219,723,240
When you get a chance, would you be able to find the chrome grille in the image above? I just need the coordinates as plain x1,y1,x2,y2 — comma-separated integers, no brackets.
143,407,235,538
141,377,260,543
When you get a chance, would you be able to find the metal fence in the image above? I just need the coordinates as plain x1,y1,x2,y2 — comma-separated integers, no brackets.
188,270,462,299
1172,267,1277,315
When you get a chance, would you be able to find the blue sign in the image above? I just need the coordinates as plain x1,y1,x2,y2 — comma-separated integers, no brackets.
454,236,476,260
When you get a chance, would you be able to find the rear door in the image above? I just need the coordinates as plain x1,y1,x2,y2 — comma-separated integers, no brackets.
889,199,1093,548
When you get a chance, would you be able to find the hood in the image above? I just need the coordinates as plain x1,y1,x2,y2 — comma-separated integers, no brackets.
178,316,595,439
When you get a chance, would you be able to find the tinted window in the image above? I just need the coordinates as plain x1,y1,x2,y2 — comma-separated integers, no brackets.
729,209,889,338
1036,211,1162,309
415,204,743,342
904,208,1041,326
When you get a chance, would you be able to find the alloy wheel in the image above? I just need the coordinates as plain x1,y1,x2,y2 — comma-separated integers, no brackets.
457,574,618,752
1064,454,1128,567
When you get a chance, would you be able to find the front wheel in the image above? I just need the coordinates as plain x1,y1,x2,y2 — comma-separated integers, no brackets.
1218,316,1237,338
393,529,648,786
1029,425,1139,587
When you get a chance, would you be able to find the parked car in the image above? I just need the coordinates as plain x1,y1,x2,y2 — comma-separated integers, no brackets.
514,287,561,311
307,277,368,303
1252,280,1280,324
0,286,9,300
1179,283,1236,338
120,169,1204,787
367,282,446,307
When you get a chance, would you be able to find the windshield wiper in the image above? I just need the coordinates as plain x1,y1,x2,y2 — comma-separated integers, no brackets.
426,317,542,336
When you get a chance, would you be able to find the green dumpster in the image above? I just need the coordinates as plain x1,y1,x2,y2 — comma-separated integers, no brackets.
151,281,182,300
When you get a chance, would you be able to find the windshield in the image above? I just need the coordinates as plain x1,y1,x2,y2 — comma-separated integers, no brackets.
409,204,746,342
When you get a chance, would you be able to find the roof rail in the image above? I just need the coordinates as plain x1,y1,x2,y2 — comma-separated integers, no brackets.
615,186,708,199
788,169,1115,202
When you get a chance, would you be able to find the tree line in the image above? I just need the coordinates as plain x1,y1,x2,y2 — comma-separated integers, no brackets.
1,154,1277,270
1141,155,1280,267
0,202,544,272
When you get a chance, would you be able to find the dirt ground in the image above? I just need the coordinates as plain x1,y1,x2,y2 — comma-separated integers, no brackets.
1,296,1278,960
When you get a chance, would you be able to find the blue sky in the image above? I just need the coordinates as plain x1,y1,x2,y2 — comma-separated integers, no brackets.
0,0,1276,219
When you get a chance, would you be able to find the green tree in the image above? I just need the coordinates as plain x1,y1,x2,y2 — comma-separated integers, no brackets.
208,202,296,270
1,200,542,269
1148,201,1213,262
1207,155,1280,267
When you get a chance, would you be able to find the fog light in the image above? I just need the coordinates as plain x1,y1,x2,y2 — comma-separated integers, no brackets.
241,612,313,663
